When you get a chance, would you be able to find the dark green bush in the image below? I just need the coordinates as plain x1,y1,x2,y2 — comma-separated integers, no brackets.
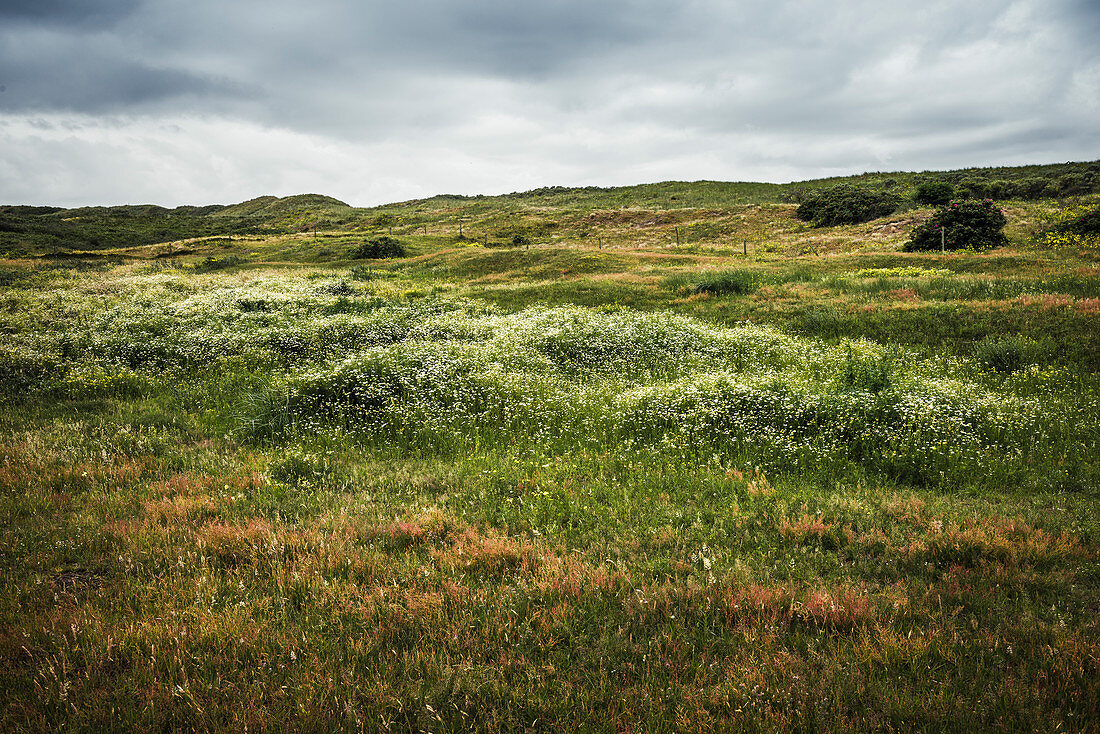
974,335,1038,373
1058,174,1089,196
236,298,271,312
351,236,405,259
956,177,994,199
1016,177,1051,199
914,181,956,207
692,270,758,296
795,184,902,227
320,281,355,296
904,200,1007,252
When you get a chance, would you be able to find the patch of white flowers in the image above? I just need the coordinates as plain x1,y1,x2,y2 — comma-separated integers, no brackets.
14,268,1093,490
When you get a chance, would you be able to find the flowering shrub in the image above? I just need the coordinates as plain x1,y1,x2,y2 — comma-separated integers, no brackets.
1062,202,1100,234
904,200,1007,252
1034,199,1100,250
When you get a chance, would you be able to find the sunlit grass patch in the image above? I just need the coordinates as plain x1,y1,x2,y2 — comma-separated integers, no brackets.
853,266,954,278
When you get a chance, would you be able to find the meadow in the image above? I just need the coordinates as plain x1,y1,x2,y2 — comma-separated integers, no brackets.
1,177,1098,731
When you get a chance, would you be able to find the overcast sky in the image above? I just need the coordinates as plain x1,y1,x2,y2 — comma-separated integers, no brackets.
1,0,1097,207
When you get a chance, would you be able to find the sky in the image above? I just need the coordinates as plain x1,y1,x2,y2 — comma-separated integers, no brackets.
0,0,1097,207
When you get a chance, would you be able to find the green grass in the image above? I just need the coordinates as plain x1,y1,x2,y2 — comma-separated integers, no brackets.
1,180,1099,732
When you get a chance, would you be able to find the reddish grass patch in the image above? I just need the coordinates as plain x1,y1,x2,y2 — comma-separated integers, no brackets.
905,516,1087,569
154,472,264,498
432,528,540,579
144,495,230,527
1074,297,1100,314
0,446,158,494
196,519,275,568
719,582,878,631
372,509,458,551
1018,294,1072,310
888,288,920,301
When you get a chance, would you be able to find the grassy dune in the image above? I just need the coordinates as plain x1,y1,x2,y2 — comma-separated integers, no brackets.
1,185,1098,731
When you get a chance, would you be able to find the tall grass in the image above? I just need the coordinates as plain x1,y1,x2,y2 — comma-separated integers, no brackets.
1,251,1097,732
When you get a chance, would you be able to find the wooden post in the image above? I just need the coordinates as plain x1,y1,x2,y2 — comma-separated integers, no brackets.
941,226,945,253
675,227,681,247
743,239,747,256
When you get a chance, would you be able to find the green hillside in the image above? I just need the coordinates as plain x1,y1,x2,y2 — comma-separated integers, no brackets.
2,160,1098,257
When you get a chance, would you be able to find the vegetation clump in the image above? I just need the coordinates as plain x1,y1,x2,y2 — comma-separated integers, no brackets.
1035,199,1100,250
853,266,952,278
692,269,758,296
904,199,1008,252
1055,200,1100,235
795,184,902,227
913,181,956,207
193,254,244,272
974,335,1040,373
351,236,405,259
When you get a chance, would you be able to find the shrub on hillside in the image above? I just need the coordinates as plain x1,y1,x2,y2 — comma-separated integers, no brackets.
795,184,902,227
913,181,956,207
1057,201,1100,235
903,199,1007,252
351,236,405,259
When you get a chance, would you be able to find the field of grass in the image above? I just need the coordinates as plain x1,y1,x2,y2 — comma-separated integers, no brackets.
1,180,1099,731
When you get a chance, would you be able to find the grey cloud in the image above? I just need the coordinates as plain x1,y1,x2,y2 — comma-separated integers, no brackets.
0,27,253,113
0,0,139,28
0,0,1097,206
